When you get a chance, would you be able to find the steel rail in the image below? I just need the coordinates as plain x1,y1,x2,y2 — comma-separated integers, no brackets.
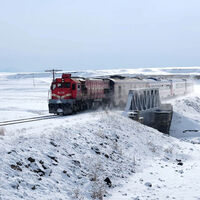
0,115,56,124
0,115,62,127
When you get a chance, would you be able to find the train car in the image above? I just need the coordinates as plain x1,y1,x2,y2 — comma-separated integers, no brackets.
148,79,172,98
107,77,149,107
106,77,194,107
49,74,109,115
172,79,193,96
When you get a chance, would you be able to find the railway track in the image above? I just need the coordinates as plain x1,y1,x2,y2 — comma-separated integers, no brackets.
0,115,62,126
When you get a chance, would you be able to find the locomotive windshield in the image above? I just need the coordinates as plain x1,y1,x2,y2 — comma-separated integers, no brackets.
53,83,71,88
63,83,71,88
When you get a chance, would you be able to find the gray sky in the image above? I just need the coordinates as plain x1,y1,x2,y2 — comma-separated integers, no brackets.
0,0,200,72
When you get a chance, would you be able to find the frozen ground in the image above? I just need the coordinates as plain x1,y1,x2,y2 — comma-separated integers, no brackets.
0,69,200,200
0,73,51,120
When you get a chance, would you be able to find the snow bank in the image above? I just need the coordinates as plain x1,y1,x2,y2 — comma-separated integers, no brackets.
0,111,192,200
170,84,200,140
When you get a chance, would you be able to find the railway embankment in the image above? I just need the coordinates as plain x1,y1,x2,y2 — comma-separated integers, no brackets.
1,111,196,200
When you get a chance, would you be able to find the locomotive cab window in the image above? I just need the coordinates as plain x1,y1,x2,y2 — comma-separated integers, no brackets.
57,83,62,88
72,83,76,90
63,82,71,88
51,84,56,90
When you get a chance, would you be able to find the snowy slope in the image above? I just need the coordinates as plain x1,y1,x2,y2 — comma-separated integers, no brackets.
1,111,199,200
170,84,200,140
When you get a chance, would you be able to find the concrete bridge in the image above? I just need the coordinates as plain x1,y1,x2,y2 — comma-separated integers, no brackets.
125,88,161,112
124,89,173,134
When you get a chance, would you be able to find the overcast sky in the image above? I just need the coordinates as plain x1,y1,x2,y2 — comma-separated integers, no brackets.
0,0,200,72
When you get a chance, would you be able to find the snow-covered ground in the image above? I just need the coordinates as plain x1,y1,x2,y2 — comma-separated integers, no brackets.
1,68,200,200
2,66,200,80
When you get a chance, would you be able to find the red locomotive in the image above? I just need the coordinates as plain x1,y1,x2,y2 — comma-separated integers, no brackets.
48,73,193,115
48,74,110,114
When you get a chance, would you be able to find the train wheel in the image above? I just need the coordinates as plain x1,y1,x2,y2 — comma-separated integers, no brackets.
72,105,77,114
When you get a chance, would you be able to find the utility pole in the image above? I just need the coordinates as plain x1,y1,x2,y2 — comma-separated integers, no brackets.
32,73,35,87
45,69,62,81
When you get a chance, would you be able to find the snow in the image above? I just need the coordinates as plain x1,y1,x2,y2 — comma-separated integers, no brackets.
1,66,200,81
1,68,200,200
2,111,195,200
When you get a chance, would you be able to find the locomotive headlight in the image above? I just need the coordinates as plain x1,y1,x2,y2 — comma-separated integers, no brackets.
57,108,63,113
56,100,62,104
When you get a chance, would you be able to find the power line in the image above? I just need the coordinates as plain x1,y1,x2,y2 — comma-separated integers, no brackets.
45,69,62,80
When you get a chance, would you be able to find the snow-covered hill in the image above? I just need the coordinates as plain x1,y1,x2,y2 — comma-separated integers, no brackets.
1,68,200,199
1,111,200,200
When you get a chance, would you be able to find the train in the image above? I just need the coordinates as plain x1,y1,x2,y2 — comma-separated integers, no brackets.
48,73,193,115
